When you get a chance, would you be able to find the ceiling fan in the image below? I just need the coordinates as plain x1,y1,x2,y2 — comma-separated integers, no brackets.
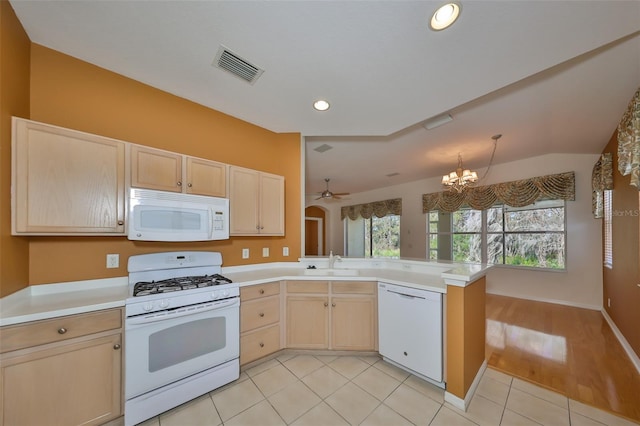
316,178,350,200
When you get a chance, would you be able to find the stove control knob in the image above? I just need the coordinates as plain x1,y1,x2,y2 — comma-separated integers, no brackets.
211,290,219,299
221,289,230,297
143,303,153,312
159,300,170,309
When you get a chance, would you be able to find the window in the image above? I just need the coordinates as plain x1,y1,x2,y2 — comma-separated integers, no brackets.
427,200,566,270
603,190,612,268
346,214,400,258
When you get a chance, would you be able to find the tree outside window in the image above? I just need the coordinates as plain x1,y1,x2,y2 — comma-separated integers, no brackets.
427,200,566,270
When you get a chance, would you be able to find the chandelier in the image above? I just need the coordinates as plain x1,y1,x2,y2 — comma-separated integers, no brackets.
441,153,478,192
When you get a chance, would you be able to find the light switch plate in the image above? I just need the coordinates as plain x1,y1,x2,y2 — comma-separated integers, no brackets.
262,247,269,257
106,254,119,268
283,247,289,256
242,248,249,259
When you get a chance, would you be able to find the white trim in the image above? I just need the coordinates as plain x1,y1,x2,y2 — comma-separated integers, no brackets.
486,290,601,311
444,360,487,411
601,309,640,375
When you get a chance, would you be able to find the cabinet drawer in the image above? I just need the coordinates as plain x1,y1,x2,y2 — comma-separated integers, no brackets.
240,282,280,301
0,309,122,354
286,281,328,294
332,281,376,295
241,295,280,333
240,324,280,365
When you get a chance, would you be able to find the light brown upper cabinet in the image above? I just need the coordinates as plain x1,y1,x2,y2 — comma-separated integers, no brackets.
131,145,227,197
11,117,126,235
229,166,285,236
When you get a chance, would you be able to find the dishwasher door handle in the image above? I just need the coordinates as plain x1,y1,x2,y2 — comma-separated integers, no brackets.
387,289,425,300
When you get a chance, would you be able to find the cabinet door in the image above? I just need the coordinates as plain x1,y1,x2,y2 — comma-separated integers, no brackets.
186,157,227,197
286,296,329,349
131,144,183,192
12,118,125,235
259,173,285,235
229,166,260,235
331,296,376,351
0,333,122,426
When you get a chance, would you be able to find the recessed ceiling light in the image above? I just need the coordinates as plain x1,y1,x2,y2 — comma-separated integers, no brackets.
429,2,461,31
313,100,330,111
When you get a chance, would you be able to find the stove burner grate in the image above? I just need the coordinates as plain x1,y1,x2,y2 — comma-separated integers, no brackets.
133,274,232,297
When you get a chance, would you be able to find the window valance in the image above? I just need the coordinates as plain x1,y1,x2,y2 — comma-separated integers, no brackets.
617,87,640,189
341,198,402,221
422,171,575,213
592,153,613,219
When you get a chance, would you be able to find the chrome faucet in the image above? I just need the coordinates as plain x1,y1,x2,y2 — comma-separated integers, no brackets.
328,250,342,269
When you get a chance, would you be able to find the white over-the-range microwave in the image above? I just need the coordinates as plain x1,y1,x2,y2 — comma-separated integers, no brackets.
128,188,229,242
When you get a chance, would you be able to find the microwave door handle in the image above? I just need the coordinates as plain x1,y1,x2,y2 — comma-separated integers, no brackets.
209,207,215,239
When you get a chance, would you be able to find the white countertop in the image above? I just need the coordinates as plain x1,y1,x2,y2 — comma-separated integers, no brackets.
1,259,490,327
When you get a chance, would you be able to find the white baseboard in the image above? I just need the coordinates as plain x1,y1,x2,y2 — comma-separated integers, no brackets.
601,309,640,375
486,290,601,311
444,360,487,412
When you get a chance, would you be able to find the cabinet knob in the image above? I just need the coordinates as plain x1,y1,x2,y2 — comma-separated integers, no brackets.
260,226,264,230
332,303,336,307
259,289,265,294
324,302,328,307
57,327,67,334
259,342,265,348
187,183,193,188
177,181,182,187
114,344,121,350
117,220,124,225
259,312,265,317
256,225,260,230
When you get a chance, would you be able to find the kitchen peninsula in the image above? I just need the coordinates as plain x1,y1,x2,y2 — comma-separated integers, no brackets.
0,257,490,423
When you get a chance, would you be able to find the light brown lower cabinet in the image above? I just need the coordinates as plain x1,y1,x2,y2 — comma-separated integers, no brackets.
0,309,123,426
286,281,377,351
240,282,282,365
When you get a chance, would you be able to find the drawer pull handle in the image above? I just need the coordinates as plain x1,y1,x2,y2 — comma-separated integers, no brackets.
58,327,67,334
259,342,265,348
113,344,121,350
259,312,265,317
259,289,265,294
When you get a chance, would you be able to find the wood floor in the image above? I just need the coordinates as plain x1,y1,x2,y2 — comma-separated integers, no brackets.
486,294,640,423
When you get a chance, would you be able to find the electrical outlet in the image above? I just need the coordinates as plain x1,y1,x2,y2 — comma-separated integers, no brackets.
242,248,249,259
262,247,269,257
283,246,289,256
608,298,611,308
106,254,119,269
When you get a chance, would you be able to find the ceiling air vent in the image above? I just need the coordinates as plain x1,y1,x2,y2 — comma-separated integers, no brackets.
214,46,264,84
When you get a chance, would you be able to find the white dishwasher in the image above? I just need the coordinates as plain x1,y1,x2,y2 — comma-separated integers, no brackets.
378,282,443,385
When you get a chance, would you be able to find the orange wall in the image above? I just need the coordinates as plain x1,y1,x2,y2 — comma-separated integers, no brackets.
446,276,486,399
602,131,640,355
305,206,326,255
0,0,30,297
19,44,301,285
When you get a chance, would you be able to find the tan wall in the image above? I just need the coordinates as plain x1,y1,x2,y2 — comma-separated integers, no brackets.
0,0,30,297
10,43,301,285
446,276,486,399
601,131,640,355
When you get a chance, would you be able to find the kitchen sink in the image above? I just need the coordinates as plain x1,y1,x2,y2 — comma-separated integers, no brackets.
302,268,360,276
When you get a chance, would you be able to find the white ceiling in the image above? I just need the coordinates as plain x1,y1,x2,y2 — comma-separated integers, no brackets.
9,0,640,197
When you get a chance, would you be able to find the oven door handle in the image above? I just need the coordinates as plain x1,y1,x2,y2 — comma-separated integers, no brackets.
126,298,239,326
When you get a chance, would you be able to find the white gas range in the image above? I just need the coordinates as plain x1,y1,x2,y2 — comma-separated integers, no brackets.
124,251,239,426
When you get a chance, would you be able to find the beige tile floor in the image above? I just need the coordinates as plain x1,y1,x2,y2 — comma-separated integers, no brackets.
137,354,639,426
